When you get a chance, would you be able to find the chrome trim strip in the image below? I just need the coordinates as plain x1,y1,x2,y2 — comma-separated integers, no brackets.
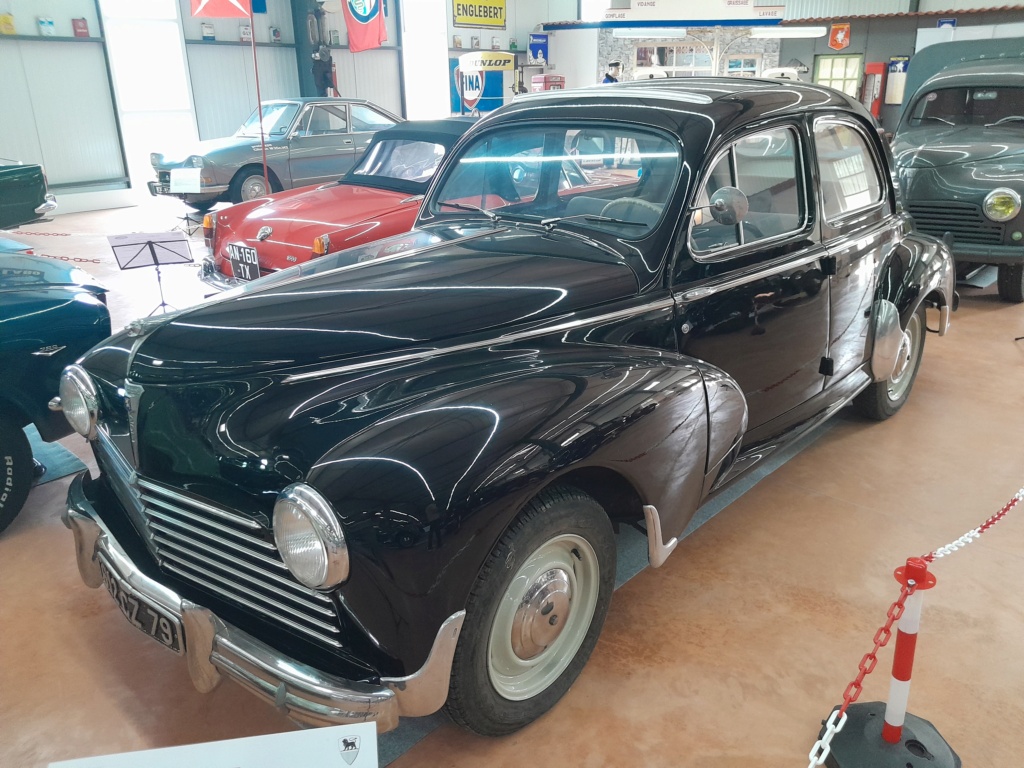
678,252,825,302
162,561,344,644
939,304,950,337
65,477,462,732
642,504,678,568
283,298,678,384
139,479,262,530
151,532,334,607
143,504,276,550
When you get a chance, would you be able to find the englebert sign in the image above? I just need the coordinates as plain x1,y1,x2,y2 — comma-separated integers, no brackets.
453,0,506,29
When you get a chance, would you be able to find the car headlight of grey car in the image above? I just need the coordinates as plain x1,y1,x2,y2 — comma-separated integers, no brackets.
273,483,350,590
59,365,99,439
983,187,1021,222
187,155,207,169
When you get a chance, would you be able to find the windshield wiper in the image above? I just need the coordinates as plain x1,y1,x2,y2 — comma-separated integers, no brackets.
540,213,648,231
438,201,500,223
985,115,1024,128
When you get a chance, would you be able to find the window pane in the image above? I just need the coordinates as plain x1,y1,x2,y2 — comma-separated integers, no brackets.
814,122,883,219
819,59,832,78
351,105,397,132
690,152,739,251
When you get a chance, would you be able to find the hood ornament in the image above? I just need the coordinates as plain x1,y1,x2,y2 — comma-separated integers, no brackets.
256,226,273,241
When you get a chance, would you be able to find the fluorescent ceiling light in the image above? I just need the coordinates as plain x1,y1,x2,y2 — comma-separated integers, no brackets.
613,27,688,39
750,26,828,38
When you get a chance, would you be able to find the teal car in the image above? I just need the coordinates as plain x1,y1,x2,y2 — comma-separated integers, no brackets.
0,251,109,533
0,159,58,230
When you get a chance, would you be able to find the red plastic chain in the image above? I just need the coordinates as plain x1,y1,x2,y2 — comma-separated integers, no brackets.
921,490,1022,563
837,582,916,717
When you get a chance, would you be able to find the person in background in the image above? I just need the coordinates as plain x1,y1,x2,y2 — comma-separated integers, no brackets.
602,60,621,84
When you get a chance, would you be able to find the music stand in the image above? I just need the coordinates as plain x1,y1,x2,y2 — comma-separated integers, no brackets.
108,232,194,315
173,211,204,237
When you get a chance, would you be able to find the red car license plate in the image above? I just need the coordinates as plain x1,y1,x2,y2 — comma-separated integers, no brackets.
99,558,183,654
228,244,260,281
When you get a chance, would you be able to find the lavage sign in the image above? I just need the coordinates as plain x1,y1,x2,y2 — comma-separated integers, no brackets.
453,0,506,29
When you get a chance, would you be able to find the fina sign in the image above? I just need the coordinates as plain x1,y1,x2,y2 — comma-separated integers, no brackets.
453,0,505,29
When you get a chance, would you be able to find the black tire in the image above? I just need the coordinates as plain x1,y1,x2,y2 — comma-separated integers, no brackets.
445,485,615,736
997,264,1024,303
184,200,216,213
0,416,33,534
854,304,926,421
229,167,277,203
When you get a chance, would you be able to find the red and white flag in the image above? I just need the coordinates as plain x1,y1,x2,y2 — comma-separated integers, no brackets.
191,0,250,19
343,0,387,54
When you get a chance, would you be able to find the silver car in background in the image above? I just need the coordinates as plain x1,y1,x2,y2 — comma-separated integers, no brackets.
149,97,401,211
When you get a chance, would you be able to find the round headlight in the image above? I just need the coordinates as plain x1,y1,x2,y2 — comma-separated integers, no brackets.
58,365,99,438
983,188,1021,222
273,484,349,590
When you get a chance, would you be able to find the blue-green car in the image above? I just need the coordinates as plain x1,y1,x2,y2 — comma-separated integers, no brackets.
0,249,110,533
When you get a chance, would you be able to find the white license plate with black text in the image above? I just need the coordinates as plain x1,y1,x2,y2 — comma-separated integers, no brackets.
99,558,183,654
228,244,260,281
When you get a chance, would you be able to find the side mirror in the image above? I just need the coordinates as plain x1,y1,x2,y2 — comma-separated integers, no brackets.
708,186,749,226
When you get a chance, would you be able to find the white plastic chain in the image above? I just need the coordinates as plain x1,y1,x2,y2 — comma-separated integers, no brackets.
807,709,847,768
928,488,1024,559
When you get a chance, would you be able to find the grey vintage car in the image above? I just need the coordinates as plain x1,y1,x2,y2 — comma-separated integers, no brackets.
149,98,401,211
893,44,1024,302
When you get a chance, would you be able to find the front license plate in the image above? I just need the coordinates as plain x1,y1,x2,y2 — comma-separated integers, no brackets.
99,558,183,654
228,243,260,281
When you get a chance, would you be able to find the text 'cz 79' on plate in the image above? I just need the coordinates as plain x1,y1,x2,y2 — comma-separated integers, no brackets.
99,558,183,654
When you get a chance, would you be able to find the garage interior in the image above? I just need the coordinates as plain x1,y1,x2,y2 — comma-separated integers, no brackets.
2,1,1024,767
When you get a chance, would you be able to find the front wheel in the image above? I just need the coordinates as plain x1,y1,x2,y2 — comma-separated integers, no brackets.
0,415,33,534
997,264,1024,303
854,304,926,421
229,169,275,203
445,485,615,736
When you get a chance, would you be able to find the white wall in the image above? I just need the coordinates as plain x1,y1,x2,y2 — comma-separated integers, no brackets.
547,27,600,89
916,20,1024,50
400,0,450,119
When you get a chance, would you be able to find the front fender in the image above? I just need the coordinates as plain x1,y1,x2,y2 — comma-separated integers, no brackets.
304,344,712,673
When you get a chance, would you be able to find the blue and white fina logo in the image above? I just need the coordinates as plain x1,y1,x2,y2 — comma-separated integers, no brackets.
346,0,379,24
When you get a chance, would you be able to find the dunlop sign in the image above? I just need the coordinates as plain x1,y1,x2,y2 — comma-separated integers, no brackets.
453,0,506,29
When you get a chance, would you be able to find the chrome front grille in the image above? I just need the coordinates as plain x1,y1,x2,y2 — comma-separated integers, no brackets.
95,436,343,648
908,201,1005,245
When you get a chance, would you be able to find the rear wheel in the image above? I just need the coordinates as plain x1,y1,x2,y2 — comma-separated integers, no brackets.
854,304,926,421
0,415,33,534
445,485,615,736
997,264,1024,303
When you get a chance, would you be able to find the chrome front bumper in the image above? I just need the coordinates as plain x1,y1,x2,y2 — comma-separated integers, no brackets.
34,193,57,216
64,471,464,731
199,257,242,291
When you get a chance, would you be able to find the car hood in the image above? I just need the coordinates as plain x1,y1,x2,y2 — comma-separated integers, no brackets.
0,254,106,294
129,226,639,384
223,182,412,252
154,136,249,165
893,126,1024,169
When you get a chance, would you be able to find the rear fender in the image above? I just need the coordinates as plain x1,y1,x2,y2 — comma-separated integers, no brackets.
876,229,955,335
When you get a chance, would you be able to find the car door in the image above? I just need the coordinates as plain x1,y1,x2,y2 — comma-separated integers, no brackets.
673,123,832,444
287,103,356,187
812,117,900,383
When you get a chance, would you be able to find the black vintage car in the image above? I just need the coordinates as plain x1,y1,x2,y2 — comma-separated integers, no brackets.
58,80,955,737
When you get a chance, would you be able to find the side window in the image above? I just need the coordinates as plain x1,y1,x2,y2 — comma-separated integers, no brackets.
814,122,883,221
302,105,349,136
351,104,397,132
690,126,803,255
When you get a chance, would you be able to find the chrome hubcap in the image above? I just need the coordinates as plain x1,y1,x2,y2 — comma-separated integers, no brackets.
511,568,572,660
241,176,268,200
887,313,921,402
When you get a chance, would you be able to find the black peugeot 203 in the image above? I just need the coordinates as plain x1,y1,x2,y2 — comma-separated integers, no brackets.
57,79,955,737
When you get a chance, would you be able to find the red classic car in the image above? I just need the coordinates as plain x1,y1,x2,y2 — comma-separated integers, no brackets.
200,118,474,290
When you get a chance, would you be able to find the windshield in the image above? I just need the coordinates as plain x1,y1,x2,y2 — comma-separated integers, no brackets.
237,103,300,136
429,124,681,237
909,86,1024,128
351,138,447,183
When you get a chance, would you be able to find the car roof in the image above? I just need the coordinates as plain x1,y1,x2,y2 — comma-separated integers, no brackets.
919,60,1024,90
261,97,378,105
371,117,475,143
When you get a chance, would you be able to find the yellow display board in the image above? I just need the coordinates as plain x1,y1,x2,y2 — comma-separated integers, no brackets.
453,0,506,29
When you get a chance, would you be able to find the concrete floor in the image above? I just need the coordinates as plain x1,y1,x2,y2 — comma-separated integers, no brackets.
2,202,1023,767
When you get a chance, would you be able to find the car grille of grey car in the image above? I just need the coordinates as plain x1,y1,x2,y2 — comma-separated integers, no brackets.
908,202,1005,245
94,432,344,649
